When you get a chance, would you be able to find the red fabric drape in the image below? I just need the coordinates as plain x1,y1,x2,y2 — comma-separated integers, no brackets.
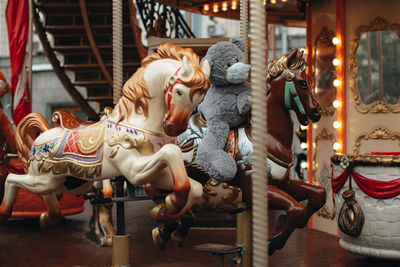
6,0,31,125
332,168,400,199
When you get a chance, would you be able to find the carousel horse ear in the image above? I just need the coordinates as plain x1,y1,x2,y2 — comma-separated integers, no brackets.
286,48,298,67
181,56,193,78
298,50,304,58
200,59,211,78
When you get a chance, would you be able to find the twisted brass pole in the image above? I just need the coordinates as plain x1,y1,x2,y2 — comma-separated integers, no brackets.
250,0,268,266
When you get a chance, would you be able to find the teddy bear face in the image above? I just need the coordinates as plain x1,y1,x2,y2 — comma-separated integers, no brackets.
204,41,246,86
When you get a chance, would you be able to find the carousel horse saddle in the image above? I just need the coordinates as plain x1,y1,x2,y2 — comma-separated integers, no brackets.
52,111,93,130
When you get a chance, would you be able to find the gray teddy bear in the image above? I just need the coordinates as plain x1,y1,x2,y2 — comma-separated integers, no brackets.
196,38,251,182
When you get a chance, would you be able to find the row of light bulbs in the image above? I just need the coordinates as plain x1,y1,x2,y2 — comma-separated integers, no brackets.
331,36,343,152
301,36,343,169
203,0,287,13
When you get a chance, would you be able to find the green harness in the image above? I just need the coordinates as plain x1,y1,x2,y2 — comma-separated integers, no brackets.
284,69,305,114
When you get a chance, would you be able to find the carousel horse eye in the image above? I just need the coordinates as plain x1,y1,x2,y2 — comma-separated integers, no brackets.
177,90,183,96
300,81,307,87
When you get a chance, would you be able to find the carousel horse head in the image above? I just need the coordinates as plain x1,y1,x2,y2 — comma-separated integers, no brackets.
113,43,210,136
0,71,11,98
267,48,321,125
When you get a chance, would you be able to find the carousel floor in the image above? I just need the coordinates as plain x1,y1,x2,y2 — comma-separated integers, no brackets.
0,200,399,267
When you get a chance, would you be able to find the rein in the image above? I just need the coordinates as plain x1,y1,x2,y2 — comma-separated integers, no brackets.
284,69,305,114
163,67,182,121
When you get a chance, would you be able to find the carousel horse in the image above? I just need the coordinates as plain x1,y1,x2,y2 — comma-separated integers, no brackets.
151,48,326,255
0,43,210,228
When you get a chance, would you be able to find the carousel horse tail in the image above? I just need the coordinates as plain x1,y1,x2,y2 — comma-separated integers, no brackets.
0,109,17,153
16,113,50,172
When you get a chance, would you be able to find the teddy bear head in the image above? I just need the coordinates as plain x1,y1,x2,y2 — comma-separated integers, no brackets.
202,38,250,86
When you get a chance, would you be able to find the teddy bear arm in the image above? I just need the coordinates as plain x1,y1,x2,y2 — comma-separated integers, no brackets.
237,89,251,115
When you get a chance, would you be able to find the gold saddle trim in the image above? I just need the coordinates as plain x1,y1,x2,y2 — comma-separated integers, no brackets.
76,121,106,155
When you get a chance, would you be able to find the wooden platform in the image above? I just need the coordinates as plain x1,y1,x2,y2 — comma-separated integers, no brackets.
0,200,399,266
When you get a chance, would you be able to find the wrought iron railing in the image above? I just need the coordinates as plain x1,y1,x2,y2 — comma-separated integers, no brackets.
135,0,195,38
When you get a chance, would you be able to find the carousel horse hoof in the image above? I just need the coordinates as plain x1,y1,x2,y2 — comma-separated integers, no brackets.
148,203,169,222
39,211,60,228
152,227,168,251
171,231,185,247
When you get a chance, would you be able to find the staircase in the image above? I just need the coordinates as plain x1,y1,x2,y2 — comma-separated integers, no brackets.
34,0,146,116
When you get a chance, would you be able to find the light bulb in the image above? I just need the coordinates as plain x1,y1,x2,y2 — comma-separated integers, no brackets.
332,37,341,45
333,79,342,87
222,2,228,11
333,142,342,151
213,3,219,13
231,0,237,10
332,58,341,66
271,0,277,4
300,125,308,131
333,121,342,129
300,161,308,169
333,100,341,108
300,142,307,150
203,4,209,11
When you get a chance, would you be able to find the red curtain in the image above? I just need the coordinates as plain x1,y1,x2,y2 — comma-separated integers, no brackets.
6,0,31,125
332,169,400,199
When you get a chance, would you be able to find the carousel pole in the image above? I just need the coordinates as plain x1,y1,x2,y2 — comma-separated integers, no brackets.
237,1,252,267
250,0,268,266
111,0,131,267
28,0,33,106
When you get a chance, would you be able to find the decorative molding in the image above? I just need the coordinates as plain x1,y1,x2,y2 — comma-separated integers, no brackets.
349,17,400,114
353,126,400,155
312,27,336,117
312,128,336,183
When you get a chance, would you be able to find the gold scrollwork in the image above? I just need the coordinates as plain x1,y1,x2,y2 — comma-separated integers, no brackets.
198,179,241,212
312,27,336,117
105,133,155,158
353,126,400,155
349,17,400,114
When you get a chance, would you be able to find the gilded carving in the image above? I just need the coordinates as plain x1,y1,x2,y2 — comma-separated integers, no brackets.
312,128,336,182
349,17,400,114
353,126,400,155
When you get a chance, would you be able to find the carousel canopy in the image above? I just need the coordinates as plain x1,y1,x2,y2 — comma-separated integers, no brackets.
154,0,307,27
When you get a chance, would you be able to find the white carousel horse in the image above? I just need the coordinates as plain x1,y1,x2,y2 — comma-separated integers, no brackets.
0,43,210,227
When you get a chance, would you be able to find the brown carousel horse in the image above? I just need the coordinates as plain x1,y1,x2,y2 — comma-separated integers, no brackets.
151,49,326,255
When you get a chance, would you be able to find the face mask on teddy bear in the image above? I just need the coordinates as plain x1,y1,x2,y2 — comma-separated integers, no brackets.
226,62,251,84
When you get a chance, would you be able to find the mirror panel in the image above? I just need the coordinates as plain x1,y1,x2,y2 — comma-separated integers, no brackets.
313,27,336,116
349,17,400,113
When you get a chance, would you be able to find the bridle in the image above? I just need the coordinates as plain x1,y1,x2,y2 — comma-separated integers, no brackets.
162,67,182,122
284,68,305,115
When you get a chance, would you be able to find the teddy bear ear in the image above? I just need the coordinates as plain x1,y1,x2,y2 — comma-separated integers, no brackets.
230,37,244,51
200,59,211,78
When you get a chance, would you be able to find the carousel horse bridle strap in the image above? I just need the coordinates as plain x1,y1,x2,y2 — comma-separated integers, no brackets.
163,67,182,115
284,69,305,115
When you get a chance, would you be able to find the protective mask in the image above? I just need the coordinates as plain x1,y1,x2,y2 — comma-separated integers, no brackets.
226,62,251,84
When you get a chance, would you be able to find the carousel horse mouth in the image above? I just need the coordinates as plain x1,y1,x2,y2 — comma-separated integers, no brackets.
164,122,188,137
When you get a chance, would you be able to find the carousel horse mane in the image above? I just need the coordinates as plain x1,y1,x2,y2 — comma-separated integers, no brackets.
113,42,210,123
266,50,307,88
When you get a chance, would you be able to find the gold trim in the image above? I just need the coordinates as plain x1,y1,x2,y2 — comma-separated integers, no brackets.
317,205,336,220
332,154,400,167
312,27,336,117
353,126,400,155
36,159,102,179
349,17,400,114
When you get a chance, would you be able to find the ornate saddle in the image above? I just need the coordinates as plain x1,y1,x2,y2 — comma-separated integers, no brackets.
52,111,93,130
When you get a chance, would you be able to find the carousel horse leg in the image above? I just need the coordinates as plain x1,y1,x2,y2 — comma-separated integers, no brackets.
152,220,179,250
283,179,326,228
268,185,305,255
171,210,195,246
40,193,61,228
0,173,20,224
